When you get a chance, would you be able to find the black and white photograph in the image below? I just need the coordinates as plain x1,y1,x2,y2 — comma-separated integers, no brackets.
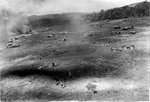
0,0,150,101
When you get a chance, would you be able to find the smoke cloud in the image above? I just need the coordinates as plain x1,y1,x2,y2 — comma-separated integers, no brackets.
0,10,30,42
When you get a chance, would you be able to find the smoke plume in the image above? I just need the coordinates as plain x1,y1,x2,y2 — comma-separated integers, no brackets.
0,10,30,42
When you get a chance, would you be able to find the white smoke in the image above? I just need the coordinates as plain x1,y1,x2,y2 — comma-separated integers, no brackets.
0,10,30,42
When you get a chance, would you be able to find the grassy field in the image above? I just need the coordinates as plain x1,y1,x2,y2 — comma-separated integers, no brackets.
0,16,150,101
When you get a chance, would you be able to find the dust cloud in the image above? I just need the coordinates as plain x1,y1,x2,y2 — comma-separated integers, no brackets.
0,10,30,42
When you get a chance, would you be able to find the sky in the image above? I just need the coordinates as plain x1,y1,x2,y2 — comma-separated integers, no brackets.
0,0,149,15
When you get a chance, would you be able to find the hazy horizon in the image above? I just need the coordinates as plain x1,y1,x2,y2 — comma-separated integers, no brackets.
0,0,149,16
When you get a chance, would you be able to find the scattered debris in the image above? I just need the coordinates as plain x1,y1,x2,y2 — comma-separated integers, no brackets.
54,50,67,55
6,43,13,47
99,43,109,46
52,33,56,36
6,44,20,48
55,80,66,88
121,27,130,30
86,83,97,94
37,65,47,70
48,35,52,38
56,81,60,85
99,25,103,27
7,40,13,43
60,82,66,88
60,31,68,35
63,37,67,41
116,31,121,34
69,71,72,77
20,35,25,38
48,93,51,96
122,45,135,50
111,47,122,52
121,26,134,30
129,31,136,34
107,41,111,43
114,26,122,29
111,45,135,52
91,80,97,82
122,19,128,22
93,90,98,94
105,19,110,22
111,31,121,35
41,30,45,32
48,33,58,38
14,37,19,40
37,66,43,69
53,49,56,52
131,25,134,29
52,62,56,67
131,45,135,48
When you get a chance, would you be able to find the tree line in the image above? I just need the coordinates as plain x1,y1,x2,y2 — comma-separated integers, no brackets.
87,1,150,21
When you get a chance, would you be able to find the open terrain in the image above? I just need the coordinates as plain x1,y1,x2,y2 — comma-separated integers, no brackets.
0,16,150,101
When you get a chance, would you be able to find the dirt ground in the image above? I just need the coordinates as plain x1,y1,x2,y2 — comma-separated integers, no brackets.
0,17,150,101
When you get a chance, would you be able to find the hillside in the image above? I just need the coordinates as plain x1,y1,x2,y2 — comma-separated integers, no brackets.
86,1,150,21
28,13,86,29
27,1,150,29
